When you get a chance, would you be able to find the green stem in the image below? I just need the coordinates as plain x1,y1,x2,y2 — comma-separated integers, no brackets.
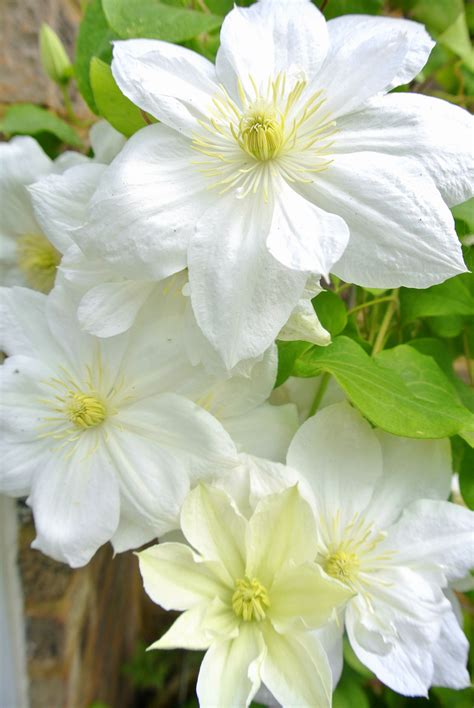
372,290,399,355
308,372,330,417
348,295,395,317
60,82,76,123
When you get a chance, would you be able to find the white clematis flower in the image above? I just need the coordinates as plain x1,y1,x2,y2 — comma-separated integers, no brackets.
0,123,125,292
287,402,474,696
138,483,353,708
78,0,471,366
0,285,241,566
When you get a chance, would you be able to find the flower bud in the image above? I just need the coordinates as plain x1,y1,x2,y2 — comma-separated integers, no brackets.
39,24,73,85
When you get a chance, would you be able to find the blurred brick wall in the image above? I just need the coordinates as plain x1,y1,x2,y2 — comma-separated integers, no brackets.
18,513,143,708
0,0,88,116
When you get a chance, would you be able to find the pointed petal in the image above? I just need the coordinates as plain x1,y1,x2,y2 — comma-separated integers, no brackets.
246,486,319,585
223,402,298,463
82,124,210,280
287,402,383,525
110,516,155,554
312,152,466,287
197,624,265,708
112,39,218,136
189,194,307,369
260,625,332,708
89,120,126,164
77,280,155,337
430,609,470,690
267,180,349,275
138,542,229,611
336,93,474,207
216,0,328,99
180,484,247,582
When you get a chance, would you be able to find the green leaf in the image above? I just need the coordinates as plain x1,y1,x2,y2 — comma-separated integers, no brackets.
275,340,313,388
90,58,147,137
458,442,474,509
400,277,474,322
313,290,348,336
321,0,383,20
102,0,223,42
76,0,118,113
453,197,474,234
0,104,81,147
292,337,474,440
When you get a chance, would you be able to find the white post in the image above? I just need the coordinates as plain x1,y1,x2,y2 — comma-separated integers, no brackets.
0,496,29,708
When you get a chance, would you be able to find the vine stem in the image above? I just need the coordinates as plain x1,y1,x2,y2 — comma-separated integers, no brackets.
347,295,395,317
372,290,399,356
308,372,330,417
60,83,76,123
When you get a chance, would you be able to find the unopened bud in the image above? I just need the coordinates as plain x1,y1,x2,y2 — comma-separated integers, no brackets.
39,24,73,85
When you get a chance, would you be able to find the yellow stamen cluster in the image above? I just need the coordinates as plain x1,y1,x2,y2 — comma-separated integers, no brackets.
239,105,283,161
65,393,107,429
324,550,360,583
232,577,270,622
17,232,61,293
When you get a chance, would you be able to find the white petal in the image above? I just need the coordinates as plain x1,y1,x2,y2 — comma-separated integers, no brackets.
112,39,218,136
246,486,319,585
223,402,298,463
385,499,474,583
28,163,105,253
78,280,155,337
216,0,328,99
28,438,120,567
110,515,156,554
287,402,383,525
180,484,247,582
270,562,352,631
279,296,331,347
328,15,435,100
0,137,52,239
138,542,229,611
311,152,466,287
89,120,126,164
267,179,349,276
314,620,344,688
260,625,332,708
430,609,470,689
82,124,211,280
197,624,265,708
189,194,307,369
336,93,474,207
365,434,452,528
0,355,54,440
0,287,54,359
0,437,48,496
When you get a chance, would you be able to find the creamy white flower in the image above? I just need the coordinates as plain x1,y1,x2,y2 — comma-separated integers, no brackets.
0,123,125,292
138,483,352,707
287,402,474,696
0,285,241,566
77,0,471,367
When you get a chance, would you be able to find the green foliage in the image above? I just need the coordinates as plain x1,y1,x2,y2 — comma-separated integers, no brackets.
313,290,348,336
0,104,81,147
275,340,313,388
285,336,474,441
400,278,474,322
90,58,147,136
76,0,118,113
39,23,73,86
320,0,383,20
102,0,223,42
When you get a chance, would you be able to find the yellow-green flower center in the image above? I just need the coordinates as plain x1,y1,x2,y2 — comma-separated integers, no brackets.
232,577,270,622
324,550,360,584
239,105,283,161
17,232,61,293
65,393,107,429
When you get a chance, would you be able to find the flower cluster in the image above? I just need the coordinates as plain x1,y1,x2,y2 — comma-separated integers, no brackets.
1,0,473,706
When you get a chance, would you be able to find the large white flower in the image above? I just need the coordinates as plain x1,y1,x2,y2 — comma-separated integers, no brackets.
28,159,330,367
77,0,471,366
0,123,125,292
138,483,353,707
0,285,242,566
287,402,474,696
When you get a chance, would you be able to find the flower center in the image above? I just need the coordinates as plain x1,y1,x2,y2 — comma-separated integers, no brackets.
17,232,61,293
232,577,270,622
239,104,283,161
65,392,107,429
323,550,360,584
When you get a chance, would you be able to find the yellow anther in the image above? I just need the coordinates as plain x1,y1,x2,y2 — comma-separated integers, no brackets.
239,106,283,161
232,577,270,622
17,233,61,293
66,393,107,429
324,550,360,583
